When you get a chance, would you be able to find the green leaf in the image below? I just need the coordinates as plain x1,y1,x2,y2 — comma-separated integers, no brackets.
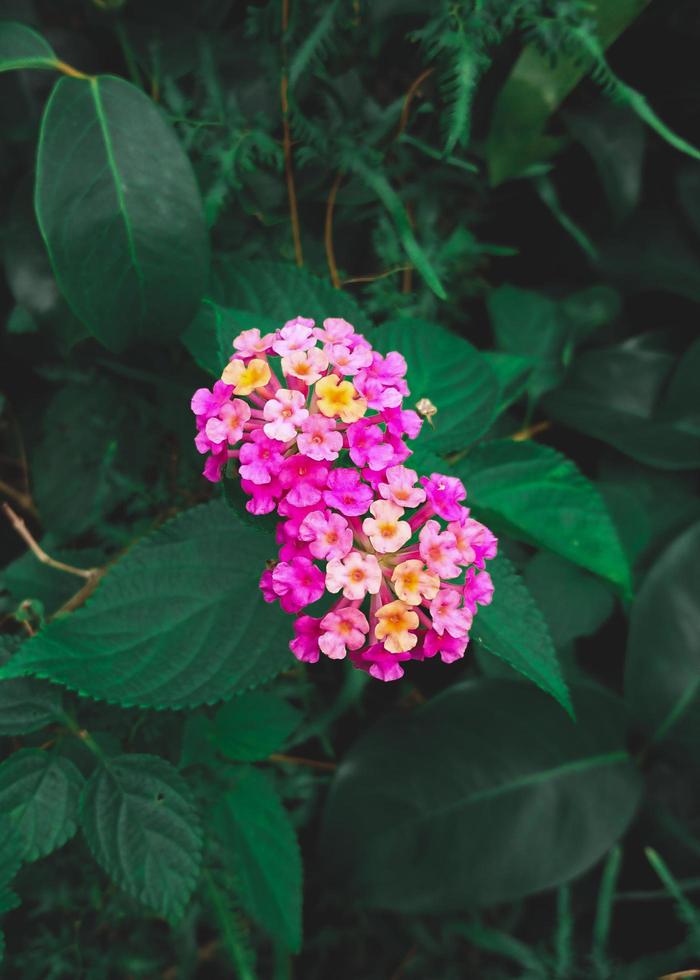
372,318,499,452
524,552,614,649
321,680,642,910
544,338,700,470
0,819,22,964
35,75,209,351
482,352,533,415
213,693,301,761
0,749,84,861
471,555,572,715
0,677,62,735
182,301,279,378
210,767,302,951
2,539,103,613
454,440,631,592
211,259,370,329
0,21,57,73
625,520,700,759
81,754,202,922
0,501,293,709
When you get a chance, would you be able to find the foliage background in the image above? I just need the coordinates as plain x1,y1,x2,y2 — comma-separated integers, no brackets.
0,0,699,976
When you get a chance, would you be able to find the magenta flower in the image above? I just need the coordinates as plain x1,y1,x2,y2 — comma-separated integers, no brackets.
419,520,462,579
421,473,468,521
297,414,343,461
422,629,469,663
429,589,473,637
313,317,356,345
205,399,251,446
460,518,498,567
290,615,323,663
191,380,234,420
241,477,281,514
464,567,494,614
347,420,395,471
279,455,329,507
349,643,412,682
239,430,285,485
271,557,325,613
318,607,369,659
263,388,309,442
323,469,374,517
299,510,353,561
324,343,373,376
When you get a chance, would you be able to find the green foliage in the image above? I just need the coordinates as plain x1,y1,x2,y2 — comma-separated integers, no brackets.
0,1,698,975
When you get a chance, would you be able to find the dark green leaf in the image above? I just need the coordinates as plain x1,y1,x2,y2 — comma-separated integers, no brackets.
35,75,209,351
2,540,103,613
213,693,301,761
471,555,572,714
454,440,631,592
0,749,83,860
482,352,533,415
524,552,614,648
210,767,302,951
0,501,292,709
0,21,56,73
81,754,202,922
321,680,642,910
372,318,499,452
625,520,700,759
182,301,278,378
0,676,61,735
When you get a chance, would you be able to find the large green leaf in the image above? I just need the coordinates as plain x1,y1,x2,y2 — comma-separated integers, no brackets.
321,680,642,910
372,318,499,453
0,820,22,965
524,552,614,649
35,75,209,351
182,301,279,378
0,749,83,860
0,21,56,73
211,259,370,329
455,440,631,592
81,754,202,922
544,338,700,470
209,767,302,951
0,677,62,735
625,520,700,760
471,555,572,715
0,501,292,709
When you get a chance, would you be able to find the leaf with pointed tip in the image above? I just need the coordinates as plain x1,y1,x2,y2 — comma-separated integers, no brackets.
0,21,56,73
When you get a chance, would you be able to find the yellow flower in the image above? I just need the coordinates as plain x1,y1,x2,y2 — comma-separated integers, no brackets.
221,358,271,396
391,560,440,605
315,374,367,423
375,600,419,653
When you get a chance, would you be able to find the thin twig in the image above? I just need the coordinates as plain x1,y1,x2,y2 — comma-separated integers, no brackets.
342,265,411,285
268,753,337,772
396,67,434,139
511,420,551,442
280,0,303,267
2,503,97,580
325,171,343,288
0,479,37,518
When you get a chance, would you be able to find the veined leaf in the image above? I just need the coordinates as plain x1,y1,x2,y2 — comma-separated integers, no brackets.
454,440,631,593
0,749,83,860
182,300,279,378
0,501,292,709
35,74,209,351
0,21,56,73
81,754,202,922
321,680,642,910
209,767,302,951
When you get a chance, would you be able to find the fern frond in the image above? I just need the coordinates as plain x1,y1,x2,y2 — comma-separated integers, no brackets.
289,0,340,90
441,34,485,155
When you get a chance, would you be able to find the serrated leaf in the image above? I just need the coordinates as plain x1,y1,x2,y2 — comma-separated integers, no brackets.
35,74,209,351
471,555,572,715
321,681,642,910
524,552,614,649
211,259,370,329
81,754,202,922
0,749,83,860
214,693,301,761
0,501,292,709
210,767,302,951
454,440,631,592
482,352,533,414
372,318,499,452
0,676,61,735
625,520,700,759
182,300,279,377
0,21,56,73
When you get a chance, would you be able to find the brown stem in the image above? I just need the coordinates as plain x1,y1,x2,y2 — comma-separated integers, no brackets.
0,479,37,518
396,67,434,139
268,753,337,772
511,420,551,442
2,502,98,580
325,171,343,288
280,0,303,267
342,264,411,286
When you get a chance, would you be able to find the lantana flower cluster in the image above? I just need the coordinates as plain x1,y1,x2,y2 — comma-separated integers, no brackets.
191,316,497,682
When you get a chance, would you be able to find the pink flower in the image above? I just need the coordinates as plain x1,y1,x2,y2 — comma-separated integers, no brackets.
319,607,369,659
204,399,251,446
464,568,494,614
290,615,323,663
241,477,282,514
279,455,329,507
233,327,275,358
447,517,477,565
299,510,353,560
272,317,316,356
203,449,227,483
314,317,356,345
297,414,343,461
263,388,309,442
349,643,411,682
346,420,395,471
421,473,467,521
323,469,374,517
419,520,461,579
430,589,473,637
460,519,498,568
379,464,426,508
326,551,382,600
281,347,328,385
271,557,325,613
383,405,422,439
260,568,277,603
354,372,404,410
324,343,373,376
239,430,285,485
422,629,469,664
362,500,412,554
191,381,234,420
364,350,408,388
